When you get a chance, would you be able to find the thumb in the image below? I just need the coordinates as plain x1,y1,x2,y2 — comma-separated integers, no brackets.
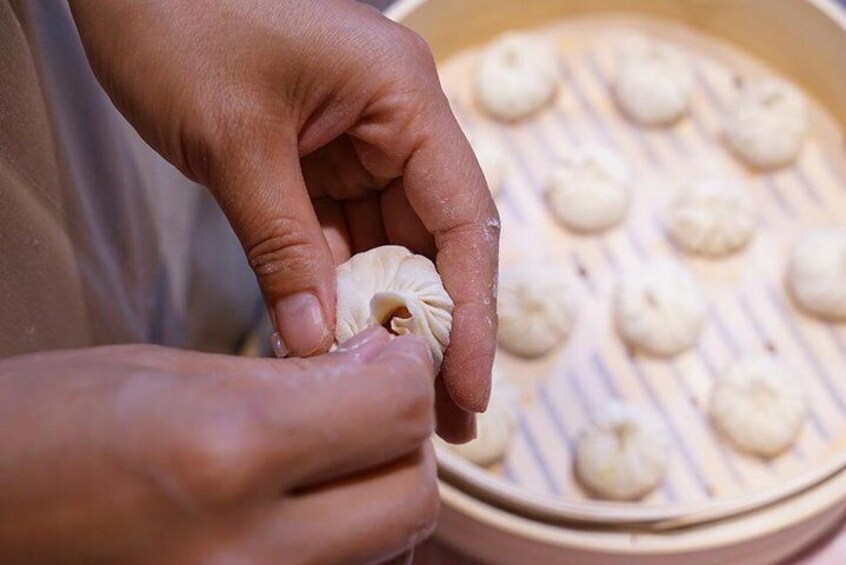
212,135,336,357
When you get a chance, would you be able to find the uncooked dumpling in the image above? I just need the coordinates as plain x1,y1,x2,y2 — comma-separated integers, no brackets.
787,229,846,320
575,400,672,501
546,145,631,233
710,355,806,457
335,246,454,370
467,132,508,196
615,261,706,357
613,39,693,127
448,371,519,466
497,263,576,358
474,33,559,121
724,79,808,169
665,177,756,257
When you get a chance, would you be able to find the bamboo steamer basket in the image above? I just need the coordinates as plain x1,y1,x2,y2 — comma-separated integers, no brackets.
386,0,846,562
435,478,846,565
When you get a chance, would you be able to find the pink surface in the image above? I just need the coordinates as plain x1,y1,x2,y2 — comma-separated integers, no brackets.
793,517,846,565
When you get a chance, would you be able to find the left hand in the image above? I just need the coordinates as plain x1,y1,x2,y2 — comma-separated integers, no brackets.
0,330,438,563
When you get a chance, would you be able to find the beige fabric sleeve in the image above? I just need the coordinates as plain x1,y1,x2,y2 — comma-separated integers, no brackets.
0,0,92,355
0,1,262,357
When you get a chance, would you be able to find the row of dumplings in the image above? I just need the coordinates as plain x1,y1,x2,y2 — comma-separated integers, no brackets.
471,32,846,356
451,354,806,501
497,182,846,364
470,33,809,172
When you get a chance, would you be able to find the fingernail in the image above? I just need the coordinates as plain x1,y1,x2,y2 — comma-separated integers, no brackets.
274,292,328,356
467,414,478,441
270,332,288,358
438,411,477,444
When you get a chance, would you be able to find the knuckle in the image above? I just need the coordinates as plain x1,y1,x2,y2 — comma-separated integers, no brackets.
179,88,259,183
174,403,266,506
245,218,318,278
485,209,502,238
398,27,436,69
373,19,434,69
373,24,438,97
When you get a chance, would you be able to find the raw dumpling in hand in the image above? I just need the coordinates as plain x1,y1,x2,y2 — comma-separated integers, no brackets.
575,400,672,501
497,263,576,358
615,261,706,357
724,79,808,169
787,229,846,320
467,131,508,196
613,39,693,127
710,355,806,457
474,33,559,121
546,145,631,233
665,177,756,257
335,246,453,370
449,371,519,466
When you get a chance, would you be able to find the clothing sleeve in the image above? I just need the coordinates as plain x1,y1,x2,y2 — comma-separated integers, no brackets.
0,0,264,357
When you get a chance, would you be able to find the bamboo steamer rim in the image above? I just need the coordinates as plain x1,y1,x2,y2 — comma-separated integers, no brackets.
435,446,846,529
388,0,846,534
436,473,846,558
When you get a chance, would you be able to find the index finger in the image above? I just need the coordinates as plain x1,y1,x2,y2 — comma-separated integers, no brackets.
403,94,500,413
342,24,499,414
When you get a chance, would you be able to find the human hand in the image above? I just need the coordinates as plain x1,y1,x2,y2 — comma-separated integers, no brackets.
68,0,499,442
0,328,437,563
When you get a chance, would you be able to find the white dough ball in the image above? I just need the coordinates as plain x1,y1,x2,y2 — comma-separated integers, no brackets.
575,400,672,501
449,371,519,466
467,132,507,196
710,355,806,457
474,33,559,121
497,263,576,358
787,229,846,320
615,261,706,357
546,145,631,233
665,177,756,257
724,79,809,169
613,39,693,127
335,246,454,370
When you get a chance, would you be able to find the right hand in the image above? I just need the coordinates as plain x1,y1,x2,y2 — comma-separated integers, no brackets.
0,327,437,563
69,0,500,442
